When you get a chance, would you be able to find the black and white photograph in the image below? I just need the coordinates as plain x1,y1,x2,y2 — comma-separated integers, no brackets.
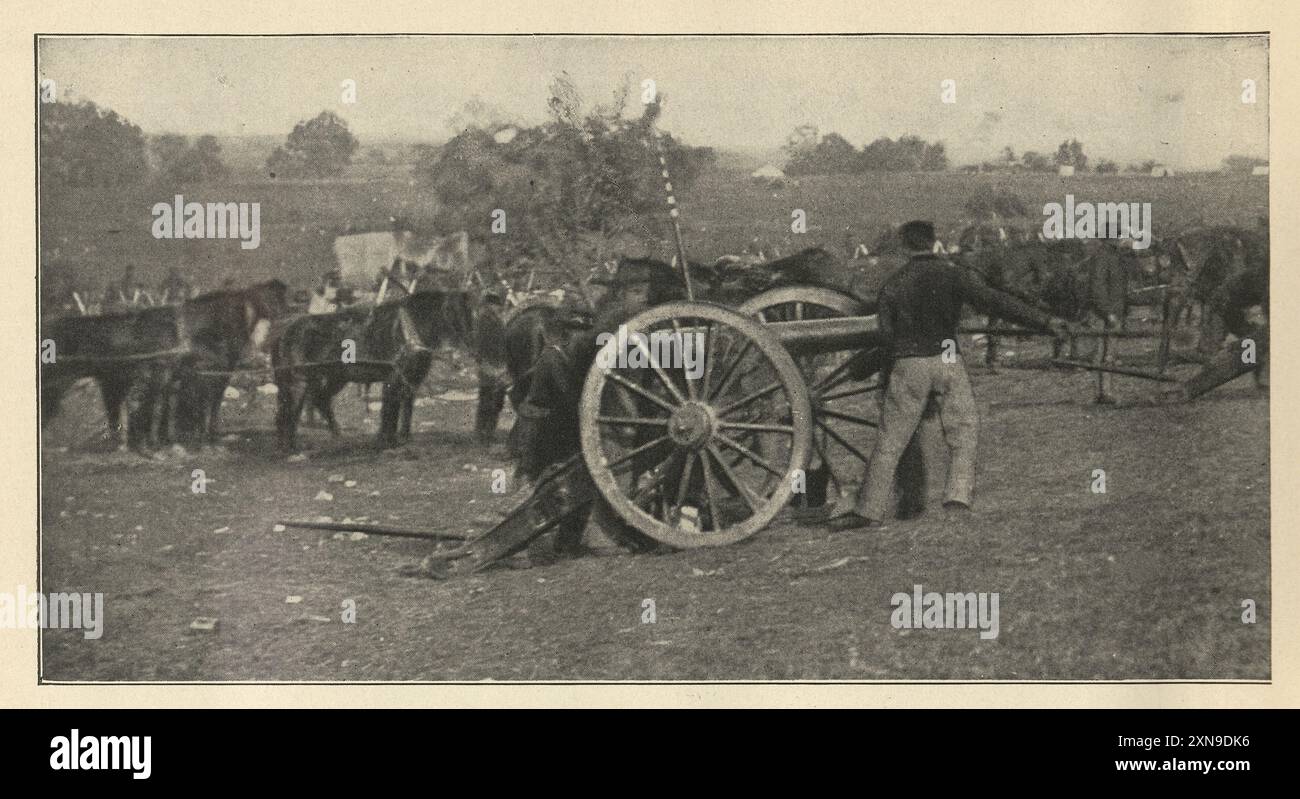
31,31,1270,683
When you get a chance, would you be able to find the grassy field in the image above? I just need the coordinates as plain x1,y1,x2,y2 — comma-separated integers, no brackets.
39,360,1269,681
40,168,1269,293
38,167,1270,681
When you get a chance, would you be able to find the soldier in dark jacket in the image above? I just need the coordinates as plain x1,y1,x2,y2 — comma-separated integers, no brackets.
515,309,592,484
829,220,1069,531
1183,265,1269,398
473,289,510,445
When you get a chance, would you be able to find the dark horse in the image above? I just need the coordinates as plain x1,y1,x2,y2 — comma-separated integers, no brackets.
172,280,290,445
41,279,288,450
272,290,474,450
42,305,187,450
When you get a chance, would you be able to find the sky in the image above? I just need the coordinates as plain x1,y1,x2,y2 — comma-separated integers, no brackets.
38,35,1269,170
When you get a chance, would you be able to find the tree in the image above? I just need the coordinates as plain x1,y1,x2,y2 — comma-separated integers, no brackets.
411,76,716,281
1094,159,1120,174
785,131,857,175
40,99,149,187
266,111,359,178
152,134,228,183
1021,151,1053,172
1222,154,1268,174
1054,138,1088,171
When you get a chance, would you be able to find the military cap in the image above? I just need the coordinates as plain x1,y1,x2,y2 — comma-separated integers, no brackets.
899,220,937,252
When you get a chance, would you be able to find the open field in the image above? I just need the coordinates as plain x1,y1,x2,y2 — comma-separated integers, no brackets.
40,168,1269,292
38,167,1270,681
39,352,1269,682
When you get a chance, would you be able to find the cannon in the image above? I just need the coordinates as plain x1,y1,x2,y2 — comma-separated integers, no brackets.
378,284,890,575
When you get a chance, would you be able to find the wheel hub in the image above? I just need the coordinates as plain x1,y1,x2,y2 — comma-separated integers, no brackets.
667,402,715,449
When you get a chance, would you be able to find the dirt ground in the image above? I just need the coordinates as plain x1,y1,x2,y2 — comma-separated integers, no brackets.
39,342,1269,682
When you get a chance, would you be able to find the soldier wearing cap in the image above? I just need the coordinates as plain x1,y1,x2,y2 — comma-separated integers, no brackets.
829,220,1070,531
474,287,510,445
515,306,595,485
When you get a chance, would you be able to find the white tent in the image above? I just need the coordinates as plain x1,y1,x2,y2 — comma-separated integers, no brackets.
1057,165,1075,177
332,229,471,284
1251,165,1269,176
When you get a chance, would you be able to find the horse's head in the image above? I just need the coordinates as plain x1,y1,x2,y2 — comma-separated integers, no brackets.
244,279,290,322
402,289,473,351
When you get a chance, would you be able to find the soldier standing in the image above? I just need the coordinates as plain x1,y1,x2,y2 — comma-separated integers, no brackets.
829,220,1069,531
473,288,510,445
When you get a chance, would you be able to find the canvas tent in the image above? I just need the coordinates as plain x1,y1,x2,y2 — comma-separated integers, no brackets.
750,164,786,184
333,229,471,285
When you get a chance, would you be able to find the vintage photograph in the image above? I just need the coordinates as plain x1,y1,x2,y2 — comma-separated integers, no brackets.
34,34,1269,681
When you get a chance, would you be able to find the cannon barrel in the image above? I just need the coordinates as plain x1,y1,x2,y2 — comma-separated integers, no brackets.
763,314,884,355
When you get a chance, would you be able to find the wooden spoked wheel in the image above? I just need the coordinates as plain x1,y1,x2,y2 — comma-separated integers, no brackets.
739,287,886,506
578,302,813,549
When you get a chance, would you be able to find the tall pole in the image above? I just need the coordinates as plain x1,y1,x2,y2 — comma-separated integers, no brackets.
650,131,695,301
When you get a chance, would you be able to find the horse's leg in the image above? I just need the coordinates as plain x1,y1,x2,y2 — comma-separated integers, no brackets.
400,387,414,442
203,376,229,445
378,382,402,448
1157,293,1177,374
1094,316,1115,404
313,377,344,437
126,365,161,452
99,374,130,448
275,370,306,451
476,371,506,445
41,377,72,427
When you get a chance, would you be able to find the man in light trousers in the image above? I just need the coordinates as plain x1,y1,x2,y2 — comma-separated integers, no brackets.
829,220,1069,531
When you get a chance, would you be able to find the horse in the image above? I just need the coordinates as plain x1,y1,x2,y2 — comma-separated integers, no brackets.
171,279,290,446
42,280,291,451
271,290,474,450
41,304,188,451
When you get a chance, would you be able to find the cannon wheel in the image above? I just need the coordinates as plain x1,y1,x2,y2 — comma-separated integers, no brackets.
739,286,884,506
579,301,813,549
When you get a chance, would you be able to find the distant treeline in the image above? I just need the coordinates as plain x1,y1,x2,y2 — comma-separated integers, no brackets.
783,127,948,174
782,128,1267,176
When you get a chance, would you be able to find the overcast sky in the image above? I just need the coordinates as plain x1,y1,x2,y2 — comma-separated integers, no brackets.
39,35,1268,170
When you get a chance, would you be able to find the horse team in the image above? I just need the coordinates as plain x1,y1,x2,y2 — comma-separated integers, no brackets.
41,281,476,454
40,220,1267,456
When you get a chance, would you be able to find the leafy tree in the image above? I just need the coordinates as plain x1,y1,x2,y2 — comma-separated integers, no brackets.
266,111,359,178
1222,154,1268,174
40,100,149,186
1094,159,1120,174
412,75,715,282
785,132,857,175
1021,151,1053,172
152,133,228,183
1053,138,1088,171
